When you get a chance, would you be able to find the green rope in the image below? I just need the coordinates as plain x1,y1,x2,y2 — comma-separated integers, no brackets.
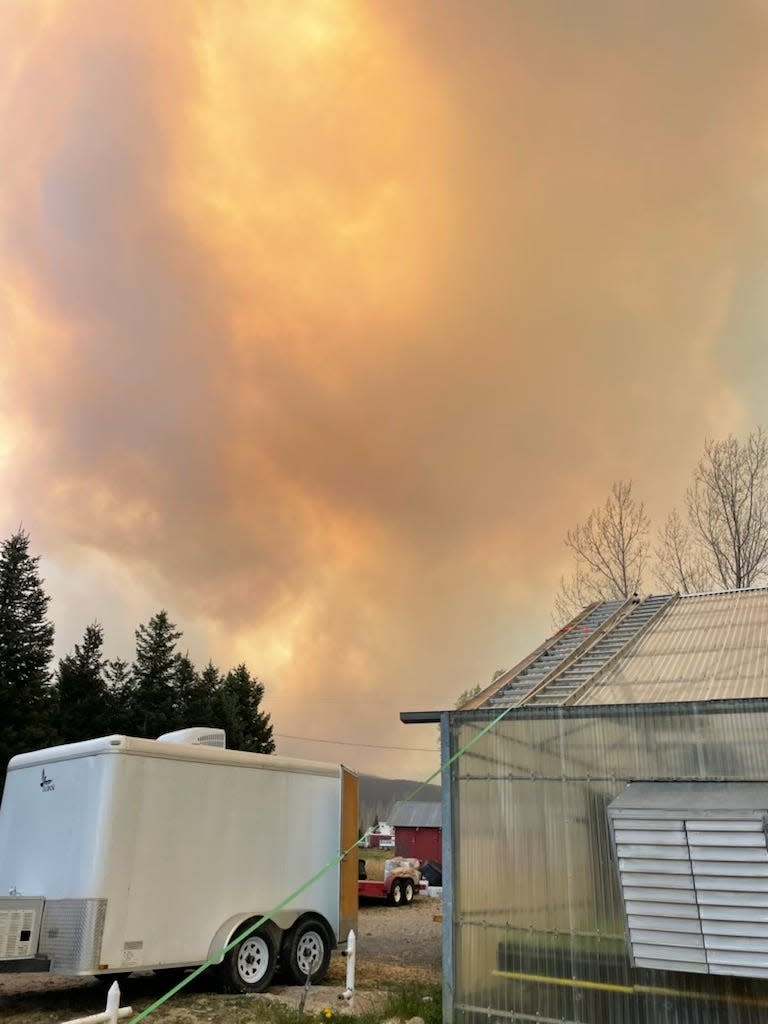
128,704,511,1023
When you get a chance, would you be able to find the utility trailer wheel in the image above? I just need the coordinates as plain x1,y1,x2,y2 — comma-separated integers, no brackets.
389,879,403,906
282,917,332,985
402,879,415,905
220,924,277,993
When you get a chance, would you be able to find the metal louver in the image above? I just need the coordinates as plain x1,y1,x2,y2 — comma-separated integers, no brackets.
608,782,768,979
0,897,44,959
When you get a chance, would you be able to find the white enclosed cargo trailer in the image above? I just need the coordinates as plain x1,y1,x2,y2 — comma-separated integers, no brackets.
0,729,358,992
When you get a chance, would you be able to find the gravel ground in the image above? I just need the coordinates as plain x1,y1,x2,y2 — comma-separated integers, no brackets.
353,896,442,973
0,897,443,1021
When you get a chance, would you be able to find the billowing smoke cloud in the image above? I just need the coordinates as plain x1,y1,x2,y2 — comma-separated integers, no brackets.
2,1,768,776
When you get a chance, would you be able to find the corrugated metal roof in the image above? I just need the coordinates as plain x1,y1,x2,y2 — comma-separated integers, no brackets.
582,589,768,705
390,800,442,828
474,587,768,710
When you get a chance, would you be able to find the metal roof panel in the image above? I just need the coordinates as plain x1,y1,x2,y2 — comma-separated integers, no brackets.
390,800,442,828
583,589,768,706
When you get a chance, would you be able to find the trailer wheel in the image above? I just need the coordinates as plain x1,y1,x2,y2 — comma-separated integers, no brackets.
402,879,415,905
389,879,403,906
282,917,332,985
220,924,277,993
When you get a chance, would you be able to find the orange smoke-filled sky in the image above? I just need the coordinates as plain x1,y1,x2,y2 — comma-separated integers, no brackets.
2,1,768,777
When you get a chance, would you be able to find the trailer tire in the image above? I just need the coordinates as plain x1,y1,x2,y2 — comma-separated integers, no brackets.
219,923,277,993
281,917,332,985
402,879,415,905
389,879,403,906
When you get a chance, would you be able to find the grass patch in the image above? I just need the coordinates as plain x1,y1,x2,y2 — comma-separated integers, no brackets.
379,981,442,1024
0,982,442,1024
150,982,441,1024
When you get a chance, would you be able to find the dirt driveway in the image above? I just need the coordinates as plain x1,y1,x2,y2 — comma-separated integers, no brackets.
0,898,443,1023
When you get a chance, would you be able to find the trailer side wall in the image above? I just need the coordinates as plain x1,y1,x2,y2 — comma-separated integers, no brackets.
0,739,347,974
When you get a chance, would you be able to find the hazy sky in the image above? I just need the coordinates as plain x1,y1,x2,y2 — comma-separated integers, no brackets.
2,1,768,778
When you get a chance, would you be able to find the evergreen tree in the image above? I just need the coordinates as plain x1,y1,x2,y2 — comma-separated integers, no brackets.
216,665,275,753
177,659,220,727
0,530,56,792
130,610,182,738
54,623,111,743
172,653,201,730
104,656,134,733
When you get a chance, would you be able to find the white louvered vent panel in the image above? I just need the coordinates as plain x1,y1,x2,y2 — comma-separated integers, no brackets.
688,818,768,979
608,785,768,981
613,818,706,972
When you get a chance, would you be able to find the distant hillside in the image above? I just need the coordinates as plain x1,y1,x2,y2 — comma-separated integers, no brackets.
358,773,440,834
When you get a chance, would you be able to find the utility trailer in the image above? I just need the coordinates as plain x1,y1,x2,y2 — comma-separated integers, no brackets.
0,729,358,993
357,857,420,906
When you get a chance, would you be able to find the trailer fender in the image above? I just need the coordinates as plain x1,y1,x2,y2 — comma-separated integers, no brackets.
207,911,300,964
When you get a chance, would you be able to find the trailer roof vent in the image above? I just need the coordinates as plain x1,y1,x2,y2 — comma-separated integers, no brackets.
157,727,226,748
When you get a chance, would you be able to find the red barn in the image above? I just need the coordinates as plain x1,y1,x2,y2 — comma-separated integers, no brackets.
390,800,442,863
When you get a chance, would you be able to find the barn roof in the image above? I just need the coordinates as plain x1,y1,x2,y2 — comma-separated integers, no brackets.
390,800,442,828
460,587,768,711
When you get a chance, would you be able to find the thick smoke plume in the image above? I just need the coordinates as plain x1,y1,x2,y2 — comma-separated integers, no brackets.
2,1,767,774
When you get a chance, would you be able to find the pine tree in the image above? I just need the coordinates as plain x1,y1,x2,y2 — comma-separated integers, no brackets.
0,530,56,792
55,623,111,743
216,665,275,753
177,659,220,727
172,654,202,730
130,610,182,738
104,656,133,733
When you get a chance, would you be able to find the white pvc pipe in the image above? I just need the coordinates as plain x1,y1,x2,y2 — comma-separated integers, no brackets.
58,982,133,1024
106,981,120,1024
58,1012,133,1024
339,929,356,1004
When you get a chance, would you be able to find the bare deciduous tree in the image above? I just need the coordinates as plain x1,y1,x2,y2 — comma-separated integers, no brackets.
685,428,768,590
655,508,709,594
553,480,649,624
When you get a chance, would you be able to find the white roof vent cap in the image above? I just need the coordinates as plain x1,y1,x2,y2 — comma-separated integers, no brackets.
157,727,227,748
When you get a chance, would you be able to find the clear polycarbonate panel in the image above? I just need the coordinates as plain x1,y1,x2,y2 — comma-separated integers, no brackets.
447,699,768,1024
586,590,768,705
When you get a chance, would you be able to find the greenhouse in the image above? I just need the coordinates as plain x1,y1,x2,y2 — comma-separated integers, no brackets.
405,588,768,1024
